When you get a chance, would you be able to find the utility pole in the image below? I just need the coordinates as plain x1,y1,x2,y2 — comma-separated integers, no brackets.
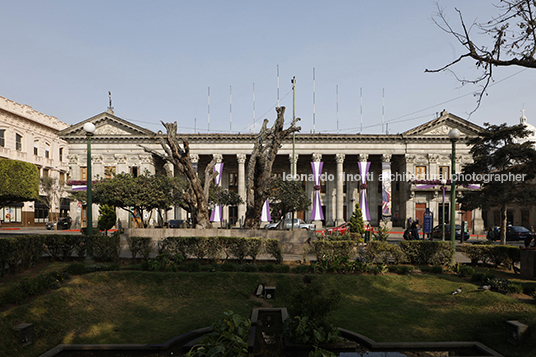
291,76,296,231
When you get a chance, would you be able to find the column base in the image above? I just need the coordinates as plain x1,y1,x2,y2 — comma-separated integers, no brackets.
313,220,323,229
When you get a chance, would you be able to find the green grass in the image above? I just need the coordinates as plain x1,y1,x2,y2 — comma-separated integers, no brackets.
1,269,535,357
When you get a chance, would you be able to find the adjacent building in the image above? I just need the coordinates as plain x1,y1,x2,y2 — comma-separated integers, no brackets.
0,95,70,227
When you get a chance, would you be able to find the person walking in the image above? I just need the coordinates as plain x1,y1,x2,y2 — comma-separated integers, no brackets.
411,219,420,240
407,217,412,230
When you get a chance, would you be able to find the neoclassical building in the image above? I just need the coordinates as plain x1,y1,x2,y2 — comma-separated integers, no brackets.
0,95,70,227
60,108,487,233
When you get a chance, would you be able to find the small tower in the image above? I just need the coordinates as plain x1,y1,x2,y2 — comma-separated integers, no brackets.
520,108,527,125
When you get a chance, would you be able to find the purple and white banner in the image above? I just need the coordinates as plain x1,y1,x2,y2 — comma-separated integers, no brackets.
261,199,271,222
210,162,224,222
358,161,371,221
310,161,324,221
72,185,87,191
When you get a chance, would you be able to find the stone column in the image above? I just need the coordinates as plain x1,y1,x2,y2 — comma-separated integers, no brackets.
164,162,175,224
404,154,416,225
358,153,370,224
336,153,345,226
237,153,246,226
190,153,199,174
381,154,392,229
311,153,323,228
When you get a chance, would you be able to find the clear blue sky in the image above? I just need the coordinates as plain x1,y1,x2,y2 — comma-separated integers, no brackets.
1,0,534,135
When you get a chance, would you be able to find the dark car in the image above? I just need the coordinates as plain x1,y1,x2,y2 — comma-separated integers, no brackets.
166,219,190,228
432,224,470,241
506,226,536,241
46,216,72,230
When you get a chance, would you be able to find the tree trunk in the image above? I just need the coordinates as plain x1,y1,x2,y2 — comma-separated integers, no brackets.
243,107,301,229
142,122,217,229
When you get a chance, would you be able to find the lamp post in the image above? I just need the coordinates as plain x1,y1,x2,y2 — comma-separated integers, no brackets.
448,128,460,259
83,123,96,238
441,178,447,241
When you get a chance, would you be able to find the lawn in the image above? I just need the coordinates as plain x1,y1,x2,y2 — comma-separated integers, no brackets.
0,265,535,357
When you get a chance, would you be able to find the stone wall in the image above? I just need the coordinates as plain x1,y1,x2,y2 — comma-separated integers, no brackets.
123,228,316,255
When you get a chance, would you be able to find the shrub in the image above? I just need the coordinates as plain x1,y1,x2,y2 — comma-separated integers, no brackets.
229,238,250,263
91,234,121,262
388,265,411,275
506,283,524,295
238,263,259,272
485,245,520,270
274,264,290,273
460,244,492,266
65,262,87,275
127,237,154,261
265,238,283,264
159,237,191,258
457,265,474,278
147,253,183,272
220,262,238,272
364,241,404,265
205,237,224,261
399,241,453,266
181,261,201,272
292,264,315,274
258,264,275,272
430,265,443,274
246,238,263,262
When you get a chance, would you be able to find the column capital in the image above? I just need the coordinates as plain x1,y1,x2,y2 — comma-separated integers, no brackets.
336,153,346,164
312,152,322,162
213,153,223,163
358,153,368,162
114,154,127,164
289,153,299,162
405,154,415,163
381,154,392,162
236,153,246,164
190,153,199,163
428,153,439,163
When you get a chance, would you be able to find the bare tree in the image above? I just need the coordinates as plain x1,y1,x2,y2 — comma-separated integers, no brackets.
40,176,65,223
243,107,301,229
142,122,218,229
426,1,536,112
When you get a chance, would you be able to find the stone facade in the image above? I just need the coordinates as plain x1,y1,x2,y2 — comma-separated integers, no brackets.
0,95,70,227
60,109,485,233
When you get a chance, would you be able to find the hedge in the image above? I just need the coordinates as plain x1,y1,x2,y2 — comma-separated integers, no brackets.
460,243,521,269
399,241,454,266
310,240,356,262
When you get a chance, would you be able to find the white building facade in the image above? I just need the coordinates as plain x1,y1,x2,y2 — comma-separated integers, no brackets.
0,95,70,227
60,109,486,233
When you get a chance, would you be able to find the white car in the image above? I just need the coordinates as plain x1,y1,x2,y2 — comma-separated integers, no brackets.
265,218,316,231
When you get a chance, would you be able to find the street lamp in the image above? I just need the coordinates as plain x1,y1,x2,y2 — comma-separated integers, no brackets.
83,122,96,238
441,178,447,241
448,128,460,259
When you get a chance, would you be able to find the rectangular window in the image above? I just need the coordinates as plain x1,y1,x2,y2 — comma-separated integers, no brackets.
130,166,139,177
0,129,4,147
59,147,63,162
16,134,22,151
42,169,49,177
81,167,87,181
59,172,65,185
34,145,38,156
1,206,22,223
45,146,50,159
104,166,116,179
439,166,449,180
415,166,427,180
228,173,238,192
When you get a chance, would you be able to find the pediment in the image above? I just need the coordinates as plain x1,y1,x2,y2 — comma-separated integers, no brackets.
58,111,156,138
403,110,483,137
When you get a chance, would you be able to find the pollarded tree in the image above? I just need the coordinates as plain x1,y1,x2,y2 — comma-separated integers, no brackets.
427,1,536,111
40,176,65,222
458,122,536,244
0,159,39,208
243,107,301,229
268,177,311,224
142,122,218,229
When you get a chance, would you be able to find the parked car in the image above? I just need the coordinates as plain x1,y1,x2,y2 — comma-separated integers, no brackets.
506,226,536,241
265,218,316,231
165,219,190,228
326,222,351,236
431,224,469,241
46,216,72,230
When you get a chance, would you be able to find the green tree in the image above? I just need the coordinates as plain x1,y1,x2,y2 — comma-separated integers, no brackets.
0,159,39,208
458,122,536,244
98,204,117,234
268,176,311,224
349,203,365,235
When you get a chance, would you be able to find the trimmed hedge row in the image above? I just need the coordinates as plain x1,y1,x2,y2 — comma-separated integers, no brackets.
126,236,283,263
460,243,521,269
311,240,455,266
0,234,122,276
